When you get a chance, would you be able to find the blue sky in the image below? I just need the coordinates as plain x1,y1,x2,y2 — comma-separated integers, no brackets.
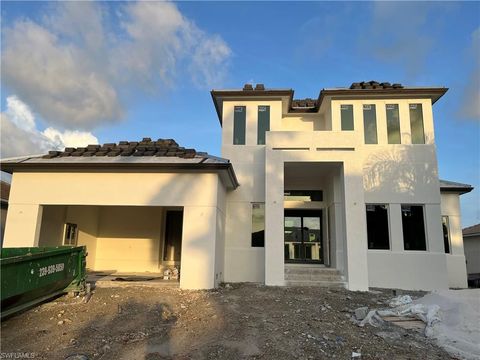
1,1,479,226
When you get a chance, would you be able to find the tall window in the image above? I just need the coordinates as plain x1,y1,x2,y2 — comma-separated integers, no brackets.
257,105,270,145
251,203,265,247
442,216,451,254
366,205,390,249
409,104,425,144
401,205,426,250
386,104,401,144
341,105,354,130
363,104,378,144
233,106,246,145
64,223,78,246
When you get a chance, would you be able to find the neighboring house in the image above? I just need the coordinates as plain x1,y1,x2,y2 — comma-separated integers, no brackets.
1,81,474,291
462,224,480,287
1,181,11,245
439,180,474,288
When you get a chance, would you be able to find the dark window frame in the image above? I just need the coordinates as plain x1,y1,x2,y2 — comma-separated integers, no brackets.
233,106,246,145
386,104,401,144
409,103,425,144
365,204,390,250
257,105,270,145
363,104,378,144
340,104,354,131
401,204,427,251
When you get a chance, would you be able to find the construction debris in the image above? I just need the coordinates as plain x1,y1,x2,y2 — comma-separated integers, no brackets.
1,284,451,359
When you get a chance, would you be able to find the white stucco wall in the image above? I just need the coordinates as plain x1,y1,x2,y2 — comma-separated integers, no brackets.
441,192,468,287
463,235,480,275
221,94,452,291
3,171,227,289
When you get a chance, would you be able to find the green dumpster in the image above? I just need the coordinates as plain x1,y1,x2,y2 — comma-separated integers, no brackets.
1,246,87,318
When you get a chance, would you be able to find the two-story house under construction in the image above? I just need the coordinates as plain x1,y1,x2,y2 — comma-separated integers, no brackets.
2,81,473,291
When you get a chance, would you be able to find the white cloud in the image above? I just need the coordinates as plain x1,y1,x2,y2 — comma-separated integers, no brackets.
2,19,122,130
1,2,231,130
0,96,98,158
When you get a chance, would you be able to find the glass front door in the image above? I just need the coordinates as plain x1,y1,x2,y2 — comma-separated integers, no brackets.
284,210,323,263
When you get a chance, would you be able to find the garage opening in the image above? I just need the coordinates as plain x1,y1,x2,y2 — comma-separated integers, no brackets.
37,205,184,276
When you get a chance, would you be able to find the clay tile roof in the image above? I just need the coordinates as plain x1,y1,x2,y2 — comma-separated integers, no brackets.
41,138,198,160
350,81,403,90
291,98,317,108
463,224,480,237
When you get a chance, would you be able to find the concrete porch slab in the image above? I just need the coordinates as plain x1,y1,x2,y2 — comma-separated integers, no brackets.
87,271,180,288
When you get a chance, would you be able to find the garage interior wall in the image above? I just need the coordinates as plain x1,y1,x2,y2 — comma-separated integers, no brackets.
38,205,166,272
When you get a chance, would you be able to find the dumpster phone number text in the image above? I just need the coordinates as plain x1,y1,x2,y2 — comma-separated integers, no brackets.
38,263,64,277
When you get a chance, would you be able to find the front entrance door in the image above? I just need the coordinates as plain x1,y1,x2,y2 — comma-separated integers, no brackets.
284,210,323,263
163,210,183,262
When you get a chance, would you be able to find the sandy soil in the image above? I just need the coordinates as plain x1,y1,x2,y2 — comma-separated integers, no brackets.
1,283,454,359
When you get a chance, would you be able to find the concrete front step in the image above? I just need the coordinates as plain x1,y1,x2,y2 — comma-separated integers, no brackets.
284,265,346,287
285,265,340,273
285,280,346,288
285,273,344,281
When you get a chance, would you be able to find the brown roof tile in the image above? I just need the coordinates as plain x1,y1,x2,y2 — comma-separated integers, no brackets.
41,138,197,160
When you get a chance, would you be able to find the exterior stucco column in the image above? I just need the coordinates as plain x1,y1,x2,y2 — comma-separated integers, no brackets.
342,161,369,291
265,150,285,286
180,206,217,289
3,204,43,247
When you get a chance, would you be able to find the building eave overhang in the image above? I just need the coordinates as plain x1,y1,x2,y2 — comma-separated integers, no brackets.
318,87,448,106
1,161,240,190
211,87,448,124
440,186,474,195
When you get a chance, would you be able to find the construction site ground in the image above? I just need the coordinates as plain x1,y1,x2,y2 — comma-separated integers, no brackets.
0,283,453,359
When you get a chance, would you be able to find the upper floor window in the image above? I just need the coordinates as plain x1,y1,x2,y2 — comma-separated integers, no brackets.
341,105,354,130
386,104,401,144
233,106,246,145
409,104,425,144
401,205,426,251
257,105,270,145
363,104,378,144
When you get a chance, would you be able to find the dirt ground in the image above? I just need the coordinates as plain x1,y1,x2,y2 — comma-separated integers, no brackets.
1,283,453,359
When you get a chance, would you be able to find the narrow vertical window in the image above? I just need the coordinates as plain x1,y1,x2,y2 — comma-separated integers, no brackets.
386,104,401,144
363,104,378,144
341,105,354,130
233,106,246,145
401,205,426,251
409,104,425,144
257,105,270,145
366,204,390,249
64,223,78,246
442,216,451,254
251,203,265,247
